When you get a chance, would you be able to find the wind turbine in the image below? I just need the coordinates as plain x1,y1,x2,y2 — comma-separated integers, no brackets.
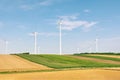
32,32,38,54
58,19,62,55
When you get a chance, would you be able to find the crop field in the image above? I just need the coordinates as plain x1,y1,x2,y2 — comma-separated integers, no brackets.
0,55,51,72
17,54,120,69
74,54,120,62
69,55,120,65
0,69,120,80
90,54,120,59
0,54,120,80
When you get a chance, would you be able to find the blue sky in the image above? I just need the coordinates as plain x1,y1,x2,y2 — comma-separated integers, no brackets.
0,0,120,54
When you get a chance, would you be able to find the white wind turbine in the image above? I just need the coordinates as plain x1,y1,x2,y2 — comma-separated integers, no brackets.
95,37,98,53
31,32,38,54
58,19,63,55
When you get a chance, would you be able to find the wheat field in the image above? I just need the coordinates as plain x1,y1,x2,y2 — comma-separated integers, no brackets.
0,69,120,80
0,55,51,72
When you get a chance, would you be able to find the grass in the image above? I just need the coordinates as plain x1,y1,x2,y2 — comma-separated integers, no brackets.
74,54,120,62
17,54,120,69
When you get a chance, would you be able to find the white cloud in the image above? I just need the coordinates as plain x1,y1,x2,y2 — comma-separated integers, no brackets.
20,5,33,10
17,25,27,29
84,9,91,13
84,22,97,28
20,0,53,10
58,15,97,31
29,32,59,37
39,0,52,6
60,15,78,20
38,32,58,36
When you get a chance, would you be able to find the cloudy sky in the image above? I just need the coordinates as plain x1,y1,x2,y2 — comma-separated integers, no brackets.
0,0,120,54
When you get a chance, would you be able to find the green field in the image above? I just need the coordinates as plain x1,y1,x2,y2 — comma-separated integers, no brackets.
17,54,120,69
74,54,120,62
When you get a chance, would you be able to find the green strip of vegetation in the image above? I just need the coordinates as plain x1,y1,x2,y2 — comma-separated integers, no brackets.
74,53,120,55
74,54,120,62
0,69,57,74
0,67,111,74
17,54,120,69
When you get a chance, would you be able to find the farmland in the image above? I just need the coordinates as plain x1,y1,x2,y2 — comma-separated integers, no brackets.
0,69,120,80
0,53,120,80
17,54,120,69
0,55,51,72
74,54,120,62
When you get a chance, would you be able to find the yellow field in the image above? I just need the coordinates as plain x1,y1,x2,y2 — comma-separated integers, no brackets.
0,69,120,80
0,55,51,72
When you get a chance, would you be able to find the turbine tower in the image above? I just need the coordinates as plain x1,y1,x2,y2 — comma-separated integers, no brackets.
59,19,62,55
33,32,38,54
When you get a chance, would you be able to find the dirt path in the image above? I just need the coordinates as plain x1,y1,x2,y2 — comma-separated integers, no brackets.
69,56,120,65
0,69,120,80
0,55,51,72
